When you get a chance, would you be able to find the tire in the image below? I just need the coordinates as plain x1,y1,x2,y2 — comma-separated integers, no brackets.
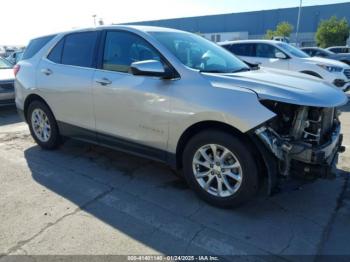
182,130,259,208
27,100,62,149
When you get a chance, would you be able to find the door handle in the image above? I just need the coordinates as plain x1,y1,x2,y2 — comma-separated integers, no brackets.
95,78,112,86
41,68,53,76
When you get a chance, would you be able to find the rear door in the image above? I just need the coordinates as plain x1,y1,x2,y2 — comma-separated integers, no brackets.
36,31,99,134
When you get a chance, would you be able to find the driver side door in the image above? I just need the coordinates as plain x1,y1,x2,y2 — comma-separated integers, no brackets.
92,30,172,157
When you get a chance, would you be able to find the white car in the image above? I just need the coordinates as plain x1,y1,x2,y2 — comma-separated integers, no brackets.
0,46,6,57
220,40,350,92
0,57,15,106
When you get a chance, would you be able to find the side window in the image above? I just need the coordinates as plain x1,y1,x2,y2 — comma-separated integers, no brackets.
22,35,56,60
47,38,64,63
315,50,326,57
221,44,231,51
61,32,98,68
303,49,312,56
230,44,255,57
256,44,281,58
103,31,162,73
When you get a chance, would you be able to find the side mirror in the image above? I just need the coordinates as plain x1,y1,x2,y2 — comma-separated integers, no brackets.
275,52,288,59
130,60,171,78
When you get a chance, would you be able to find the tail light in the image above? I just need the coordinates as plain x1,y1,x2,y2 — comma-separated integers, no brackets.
13,64,20,77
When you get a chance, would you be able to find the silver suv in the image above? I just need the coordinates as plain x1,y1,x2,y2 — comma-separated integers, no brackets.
15,26,348,207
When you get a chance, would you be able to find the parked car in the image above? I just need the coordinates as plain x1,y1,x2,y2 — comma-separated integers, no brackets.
0,57,15,106
6,50,24,64
272,36,290,43
4,48,16,58
16,26,347,207
326,46,350,54
219,40,350,92
0,46,6,57
301,47,350,66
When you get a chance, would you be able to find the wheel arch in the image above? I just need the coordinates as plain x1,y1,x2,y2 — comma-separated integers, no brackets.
175,121,265,171
23,94,53,123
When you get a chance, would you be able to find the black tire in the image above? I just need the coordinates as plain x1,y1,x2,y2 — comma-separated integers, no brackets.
182,130,259,208
27,100,62,150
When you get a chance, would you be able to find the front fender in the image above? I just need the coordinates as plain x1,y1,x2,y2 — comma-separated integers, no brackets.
167,86,276,153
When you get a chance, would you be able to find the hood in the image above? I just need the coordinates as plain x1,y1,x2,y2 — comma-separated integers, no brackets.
202,68,348,108
0,68,14,81
303,56,350,68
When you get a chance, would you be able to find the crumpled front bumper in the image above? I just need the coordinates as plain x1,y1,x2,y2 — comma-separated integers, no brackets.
290,124,344,179
291,124,343,165
255,123,345,179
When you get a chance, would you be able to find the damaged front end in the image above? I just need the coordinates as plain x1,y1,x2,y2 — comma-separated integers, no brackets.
254,101,345,180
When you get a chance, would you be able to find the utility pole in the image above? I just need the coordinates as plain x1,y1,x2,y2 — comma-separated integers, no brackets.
295,0,303,46
92,14,97,26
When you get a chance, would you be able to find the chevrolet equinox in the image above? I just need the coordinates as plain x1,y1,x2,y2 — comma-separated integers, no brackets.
15,26,348,207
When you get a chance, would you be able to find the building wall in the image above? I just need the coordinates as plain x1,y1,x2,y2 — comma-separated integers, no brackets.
125,2,350,46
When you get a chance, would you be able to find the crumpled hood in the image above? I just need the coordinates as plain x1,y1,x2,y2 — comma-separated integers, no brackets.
0,69,14,81
303,56,350,68
202,68,348,108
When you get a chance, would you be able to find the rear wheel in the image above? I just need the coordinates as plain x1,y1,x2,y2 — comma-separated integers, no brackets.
182,130,259,207
27,100,61,149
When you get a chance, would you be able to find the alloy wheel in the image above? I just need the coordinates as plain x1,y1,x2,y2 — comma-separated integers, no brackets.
192,144,243,197
31,108,51,142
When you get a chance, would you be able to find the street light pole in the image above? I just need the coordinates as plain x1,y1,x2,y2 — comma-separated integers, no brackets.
92,14,97,26
295,0,303,46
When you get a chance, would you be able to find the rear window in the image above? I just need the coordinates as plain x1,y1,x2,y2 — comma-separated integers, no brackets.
22,35,56,60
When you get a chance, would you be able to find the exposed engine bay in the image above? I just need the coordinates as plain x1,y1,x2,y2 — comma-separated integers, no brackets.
255,101,345,178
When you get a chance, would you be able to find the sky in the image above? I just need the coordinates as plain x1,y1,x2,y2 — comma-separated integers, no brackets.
1,0,349,45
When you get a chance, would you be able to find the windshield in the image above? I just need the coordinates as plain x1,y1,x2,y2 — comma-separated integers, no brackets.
150,31,249,73
276,43,309,58
0,58,13,69
320,49,335,55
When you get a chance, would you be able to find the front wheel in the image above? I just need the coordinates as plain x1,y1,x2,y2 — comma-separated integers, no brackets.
27,100,62,149
182,130,259,207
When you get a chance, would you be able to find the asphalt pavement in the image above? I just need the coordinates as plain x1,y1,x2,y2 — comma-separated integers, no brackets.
0,102,349,261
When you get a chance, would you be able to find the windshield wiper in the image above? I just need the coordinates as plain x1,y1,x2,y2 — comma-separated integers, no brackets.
231,68,251,73
199,70,225,73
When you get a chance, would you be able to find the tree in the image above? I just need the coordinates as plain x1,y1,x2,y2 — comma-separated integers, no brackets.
264,22,294,39
316,16,350,48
